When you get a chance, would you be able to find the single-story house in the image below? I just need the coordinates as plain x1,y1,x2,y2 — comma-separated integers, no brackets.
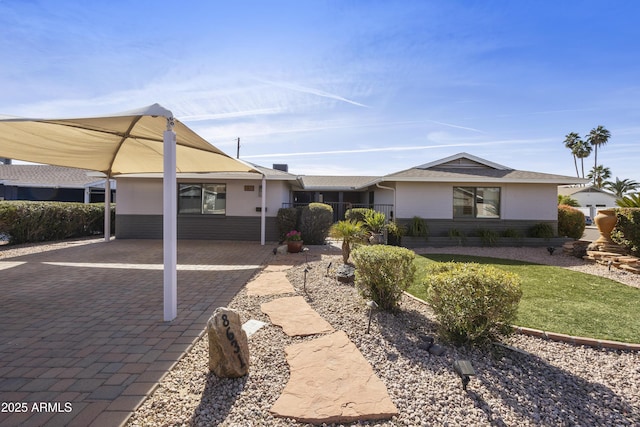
0,164,115,203
113,152,586,241
558,185,617,217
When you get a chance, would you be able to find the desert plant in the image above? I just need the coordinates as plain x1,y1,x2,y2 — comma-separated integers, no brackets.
299,203,333,245
424,262,522,345
476,228,499,246
501,228,522,239
329,220,365,264
363,210,386,234
558,195,580,207
406,216,428,238
276,207,299,242
528,223,555,239
345,208,371,223
616,193,640,208
352,245,416,311
386,221,405,246
557,204,586,239
447,228,467,245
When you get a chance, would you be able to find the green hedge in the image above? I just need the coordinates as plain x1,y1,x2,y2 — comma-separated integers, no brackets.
276,207,299,242
299,203,333,245
345,208,371,224
424,262,522,345
613,208,640,256
0,201,114,245
558,204,585,239
352,245,416,311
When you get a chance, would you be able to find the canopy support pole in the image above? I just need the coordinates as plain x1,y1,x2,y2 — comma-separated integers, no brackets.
261,175,266,245
163,117,177,321
104,178,111,242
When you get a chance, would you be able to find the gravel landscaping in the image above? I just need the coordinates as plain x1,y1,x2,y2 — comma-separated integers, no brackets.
127,244,640,426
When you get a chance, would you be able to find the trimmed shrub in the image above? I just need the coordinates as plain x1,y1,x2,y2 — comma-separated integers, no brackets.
276,207,299,242
352,245,416,311
557,204,585,239
299,203,333,245
345,208,371,224
528,223,555,238
0,201,113,245
612,208,640,256
424,262,522,345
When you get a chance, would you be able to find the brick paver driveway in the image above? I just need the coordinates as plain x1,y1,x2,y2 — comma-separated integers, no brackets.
0,238,274,427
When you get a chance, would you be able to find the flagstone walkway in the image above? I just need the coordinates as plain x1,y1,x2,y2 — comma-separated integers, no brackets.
246,263,398,424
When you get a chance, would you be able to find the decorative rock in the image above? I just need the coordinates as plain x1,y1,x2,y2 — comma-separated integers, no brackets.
270,330,398,424
336,264,356,283
261,296,334,336
207,307,250,378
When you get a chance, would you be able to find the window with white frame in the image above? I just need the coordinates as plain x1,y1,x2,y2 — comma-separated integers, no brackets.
453,187,500,218
178,183,226,215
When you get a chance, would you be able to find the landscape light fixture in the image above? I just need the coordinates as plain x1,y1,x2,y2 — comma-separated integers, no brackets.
303,266,310,293
366,300,378,334
453,359,476,391
326,261,332,277
547,247,555,256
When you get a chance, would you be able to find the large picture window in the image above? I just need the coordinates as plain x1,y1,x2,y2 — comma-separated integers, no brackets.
178,183,226,215
453,187,500,218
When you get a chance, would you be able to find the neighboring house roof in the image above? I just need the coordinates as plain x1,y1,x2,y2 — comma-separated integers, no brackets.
0,165,107,188
379,152,587,185
558,185,617,197
296,175,377,191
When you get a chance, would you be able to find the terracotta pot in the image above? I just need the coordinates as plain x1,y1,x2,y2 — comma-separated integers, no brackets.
594,209,617,245
287,240,304,253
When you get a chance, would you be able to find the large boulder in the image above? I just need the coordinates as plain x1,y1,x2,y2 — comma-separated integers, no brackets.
207,307,250,378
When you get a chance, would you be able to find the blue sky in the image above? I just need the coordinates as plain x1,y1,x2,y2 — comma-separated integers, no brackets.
2,0,639,181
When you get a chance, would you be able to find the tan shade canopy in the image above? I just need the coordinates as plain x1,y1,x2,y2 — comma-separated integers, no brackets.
0,103,257,176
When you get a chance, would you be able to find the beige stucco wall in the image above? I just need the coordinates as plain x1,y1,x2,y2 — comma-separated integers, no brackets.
394,181,558,220
115,177,290,216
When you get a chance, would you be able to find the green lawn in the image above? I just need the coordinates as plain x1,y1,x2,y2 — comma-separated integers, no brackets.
408,254,640,343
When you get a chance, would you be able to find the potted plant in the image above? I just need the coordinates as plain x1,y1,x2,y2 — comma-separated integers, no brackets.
285,230,304,253
364,210,386,244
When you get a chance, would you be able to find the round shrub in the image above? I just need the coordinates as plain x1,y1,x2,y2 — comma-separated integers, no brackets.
352,245,416,311
557,204,585,239
299,202,333,245
425,262,522,345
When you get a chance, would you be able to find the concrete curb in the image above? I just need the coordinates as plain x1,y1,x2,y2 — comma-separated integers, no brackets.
402,292,640,352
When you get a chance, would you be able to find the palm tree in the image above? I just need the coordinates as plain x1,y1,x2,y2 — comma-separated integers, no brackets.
572,139,592,179
616,193,640,208
587,165,612,189
563,132,581,177
604,177,640,198
329,220,364,264
586,125,611,185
